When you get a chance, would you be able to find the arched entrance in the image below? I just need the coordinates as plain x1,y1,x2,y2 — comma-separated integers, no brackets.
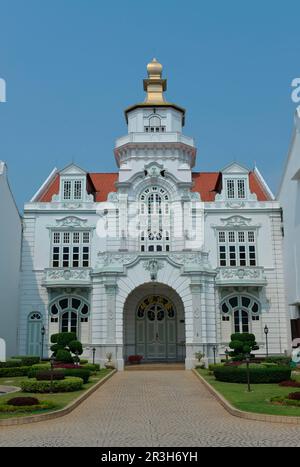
124,283,186,363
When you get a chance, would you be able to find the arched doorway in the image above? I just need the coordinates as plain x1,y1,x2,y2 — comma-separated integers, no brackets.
124,283,185,363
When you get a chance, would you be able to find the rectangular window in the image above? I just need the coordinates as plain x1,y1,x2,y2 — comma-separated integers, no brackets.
218,230,257,267
249,245,256,266
237,179,246,199
63,181,72,200
53,232,60,244
51,231,90,268
218,231,225,243
226,179,235,199
228,231,235,243
74,180,82,200
229,246,236,266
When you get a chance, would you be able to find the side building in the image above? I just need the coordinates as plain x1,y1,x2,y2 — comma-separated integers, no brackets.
0,161,21,358
278,111,300,343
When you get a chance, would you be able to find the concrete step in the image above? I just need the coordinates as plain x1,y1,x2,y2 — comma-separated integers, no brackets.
125,362,185,371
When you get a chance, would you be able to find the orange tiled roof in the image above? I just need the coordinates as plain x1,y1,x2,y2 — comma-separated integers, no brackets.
36,171,271,202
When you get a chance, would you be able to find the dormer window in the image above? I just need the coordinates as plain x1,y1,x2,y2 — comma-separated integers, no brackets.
62,179,83,201
226,178,246,200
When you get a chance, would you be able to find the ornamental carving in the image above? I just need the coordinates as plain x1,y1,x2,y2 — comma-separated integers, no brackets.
96,252,137,268
220,215,252,227
56,216,88,227
169,252,207,266
47,269,89,280
143,259,164,281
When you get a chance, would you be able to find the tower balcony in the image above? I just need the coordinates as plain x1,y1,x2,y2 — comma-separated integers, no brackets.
215,266,267,288
42,268,92,288
115,132,195,150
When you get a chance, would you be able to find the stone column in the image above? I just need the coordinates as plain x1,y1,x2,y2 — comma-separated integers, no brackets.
104,278,124,370
185,278,203,369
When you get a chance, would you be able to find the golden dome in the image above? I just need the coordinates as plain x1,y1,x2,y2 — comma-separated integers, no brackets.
147,58,163,78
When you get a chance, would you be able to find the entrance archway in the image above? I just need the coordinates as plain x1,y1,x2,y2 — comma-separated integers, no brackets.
124,283,186,363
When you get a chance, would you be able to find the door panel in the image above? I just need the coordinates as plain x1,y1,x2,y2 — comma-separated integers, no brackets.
27,321,41,356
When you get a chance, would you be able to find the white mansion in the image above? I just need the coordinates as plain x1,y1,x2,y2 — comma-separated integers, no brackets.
17,59,291,369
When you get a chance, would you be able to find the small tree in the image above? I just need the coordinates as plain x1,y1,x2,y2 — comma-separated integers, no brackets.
50,332,83,363
229,333,259,360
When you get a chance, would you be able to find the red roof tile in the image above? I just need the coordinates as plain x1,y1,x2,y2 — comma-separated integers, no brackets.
192,172,221,201
249,172,270,201
39,174,60,202
36,171,271,202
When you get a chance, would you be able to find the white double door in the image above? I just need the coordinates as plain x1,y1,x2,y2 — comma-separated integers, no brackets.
136,300,177,360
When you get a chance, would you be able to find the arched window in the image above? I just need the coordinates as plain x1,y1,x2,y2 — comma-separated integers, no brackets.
220,295,260,333
139,186,170,252
49,296,90,337
144,115,166,133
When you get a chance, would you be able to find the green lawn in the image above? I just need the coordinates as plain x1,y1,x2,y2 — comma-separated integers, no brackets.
0,369,112,419
197,368,300,417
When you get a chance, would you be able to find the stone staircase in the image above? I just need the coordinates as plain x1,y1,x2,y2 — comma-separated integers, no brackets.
125,362,185,371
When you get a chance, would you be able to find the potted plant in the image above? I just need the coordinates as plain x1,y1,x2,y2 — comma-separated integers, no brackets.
128,355,143,365
104,352,115,369
195,351,205,369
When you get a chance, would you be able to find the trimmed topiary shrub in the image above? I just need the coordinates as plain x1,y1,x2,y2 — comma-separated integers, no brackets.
213,366,291,384
81,363,100,372
21,376,83,393
80,359,88,365
36,370,65,381
56,349,74,363
11,356,40,366
208,364,224,372
63,369,90,384
0,367,30,377
229,333,259,360
0,401,56,413
50,332,83,363
27,364,51,378
0,359,23,368
264,356,291,366
7,397,39,406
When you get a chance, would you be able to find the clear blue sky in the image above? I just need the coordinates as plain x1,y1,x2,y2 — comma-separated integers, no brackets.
0,0,299,209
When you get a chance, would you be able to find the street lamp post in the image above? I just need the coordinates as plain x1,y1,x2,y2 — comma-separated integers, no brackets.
92,347,96,365
264,325,269,358
212,345,217,365
245,353,251,392
50,354,55,394
41,325,45,361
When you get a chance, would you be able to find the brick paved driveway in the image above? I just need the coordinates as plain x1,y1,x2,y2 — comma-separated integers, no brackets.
1,370,300,447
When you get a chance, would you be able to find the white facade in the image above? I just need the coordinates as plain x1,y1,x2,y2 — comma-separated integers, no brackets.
0,161,21,359
18,60,291,368
278,111,300,341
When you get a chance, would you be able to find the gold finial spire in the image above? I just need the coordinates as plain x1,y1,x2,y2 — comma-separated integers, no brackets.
143,58,167,104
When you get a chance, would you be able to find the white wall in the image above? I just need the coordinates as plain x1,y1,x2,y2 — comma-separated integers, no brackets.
0,162,21,357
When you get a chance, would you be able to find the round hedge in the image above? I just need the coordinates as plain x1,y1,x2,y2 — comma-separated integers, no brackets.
0,401,55,413
36,370,65,381
21,376,83,393
213,366,291,384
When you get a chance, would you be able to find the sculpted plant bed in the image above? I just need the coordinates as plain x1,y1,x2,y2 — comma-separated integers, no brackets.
0,369,113,420
21,376,84,393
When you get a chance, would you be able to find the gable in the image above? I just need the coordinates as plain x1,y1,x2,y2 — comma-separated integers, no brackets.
59,163,86,176
221,162,250,174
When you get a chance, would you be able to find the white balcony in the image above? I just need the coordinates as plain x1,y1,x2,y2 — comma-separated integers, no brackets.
115,132,195,149
43,268,92,288
216,267,267,287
